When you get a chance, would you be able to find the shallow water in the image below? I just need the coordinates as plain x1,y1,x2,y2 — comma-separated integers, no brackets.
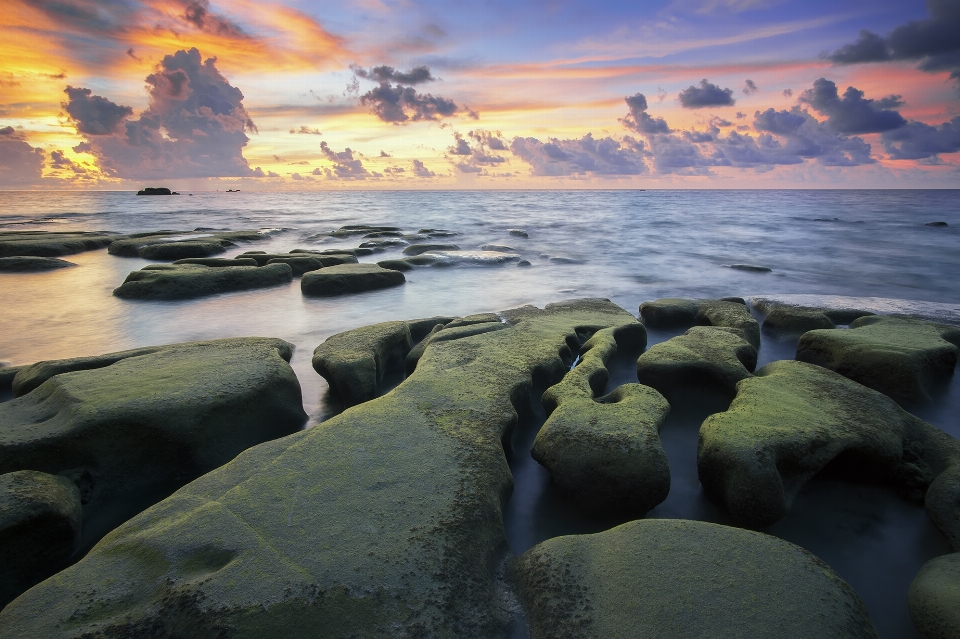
1,189,959,637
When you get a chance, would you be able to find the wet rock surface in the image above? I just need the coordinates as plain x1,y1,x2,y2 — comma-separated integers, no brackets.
909,552,960,638
114,262,293,300
0,256,76,272
301,263,405,296
514,518,880,639
639,298,760,347
0,231,123,257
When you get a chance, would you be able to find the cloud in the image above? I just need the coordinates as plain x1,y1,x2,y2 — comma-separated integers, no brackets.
743,79,758,94
412,159,436,177
49,150,86,173
799,78,906,134
354,64,475,123
446,130,508,173
751,107,875,166
782,88,793,98
290,126,322,134
180,0,247,38
882,116,960,160
351,65,435,85
678,79,736,108
621,93,671,134
319,141,376,179
449,132,472,155
64,48,257,179
0,137,44,185
827,1,960,86
379,150,391,157
509,133,648,177
469,129,508,150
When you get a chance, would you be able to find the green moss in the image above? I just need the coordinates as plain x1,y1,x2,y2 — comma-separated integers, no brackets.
0,299,640,638
796,315,960,401
12,345,164,397
300,263,405,297
909,552,960,638
113,263,293,300
0,256,76,272
0,231,123,258
762,305,836,335
639,298,700,328
513,518,880,639
639,298,760,347
138,241,228,260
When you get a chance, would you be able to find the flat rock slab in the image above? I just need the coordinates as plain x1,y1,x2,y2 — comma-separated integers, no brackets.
0,231,124,258
0,470,81,608
114,262,293,300
797,315,960,402
636,325,756,397
0,300,639,638
402,243,461,256
238,252,357,268
108,230,266,259
137,240,228,260
640,298,760,347
533,325,670,516
173,257,259,267
301,263,405,296
698,360,960,528
514,518,880,639
265,255,358,276
0,338,307,559
0,256,76,272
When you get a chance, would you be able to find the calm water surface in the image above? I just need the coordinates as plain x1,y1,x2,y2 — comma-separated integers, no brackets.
1,189,958,637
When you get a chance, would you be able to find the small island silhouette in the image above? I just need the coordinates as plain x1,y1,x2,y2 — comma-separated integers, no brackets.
136,187,180,195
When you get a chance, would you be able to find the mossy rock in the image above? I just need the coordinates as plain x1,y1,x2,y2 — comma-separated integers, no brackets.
238,252,357,268
697,360,960,528
138,240,229,260
0,470,82,608
0,256,76,272
532,326,669,516
114,263,293,300
751,298,873,327
762,305,836,336
0,231,124,257
376,258,413,272
173,257,259,267
404,320,509,374
11,345,163,397
636,325,757,397
402,243,460,256
106,232,197,257
513,518,879,639
301,263,405,297
796,315,960,402
909,553,960,639
0,338,307,558
698,300,760,348
0,299,639,638
639,298,760,347
639,298,700,328
328,224,401,238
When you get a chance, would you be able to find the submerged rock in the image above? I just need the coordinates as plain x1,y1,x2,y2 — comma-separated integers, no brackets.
402,243,461,256
328,224,401,238
238,251,356,268
0,256,76,272
508,229,529,237
0,470,82,608
173,257,259,267
728,263,772,272
0,338,307,560
909,553,960,638
796,315,960,402
0,231,123,258
532,325,670,516
924,221,949,227
108,230,265,259
697,360,960,528
376,258,413,272
0,299,640,638
636,325,757,397
513,518,879,639
301,263,405,296
114,262,293,300
266,256,357,276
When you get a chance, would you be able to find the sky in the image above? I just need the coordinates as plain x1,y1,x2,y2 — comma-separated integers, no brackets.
1,0,959,189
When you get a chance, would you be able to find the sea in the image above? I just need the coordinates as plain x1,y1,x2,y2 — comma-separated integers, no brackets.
1,189,959,638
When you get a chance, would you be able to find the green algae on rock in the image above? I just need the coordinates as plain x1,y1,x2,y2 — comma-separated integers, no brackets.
909,552,960,639
796,315,960,402
0,256,76,272
532,326,670,516
237,251,357,268
137,240,229,260
114,262,293,300
173,257,260,267
301,263,405,296
0,470,82,608
638,298,760,347
0,338,307,560
697,360,960,528
402,243,461,256
636,325,757,397
0,299,640,638
513,518,880,639
11,345,164,397
0,231,123,257
762,305,837,335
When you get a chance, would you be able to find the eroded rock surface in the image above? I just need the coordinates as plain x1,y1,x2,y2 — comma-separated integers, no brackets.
639,298,760,347
301,263,405,296
514,518,879,639
114,262,293,300
797,315,960,402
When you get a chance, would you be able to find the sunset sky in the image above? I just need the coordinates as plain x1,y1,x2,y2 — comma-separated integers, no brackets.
2,0,959,189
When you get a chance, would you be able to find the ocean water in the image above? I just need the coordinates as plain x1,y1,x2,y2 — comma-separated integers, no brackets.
1,189,959,637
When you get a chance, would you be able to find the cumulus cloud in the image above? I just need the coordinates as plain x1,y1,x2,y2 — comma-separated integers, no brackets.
351,65,435,85
621,93,671,134
782,89,793,98
826,1,960,86
678,79,736,108
353,64,476,124
750,107,875,166
64,48,257,179
318,141,379,179
509,133,648,176
446,131,508,173
49,150,87,173
882,116,960,160
799,78,906,134
743,79,758,95
180,0,247,38
412,159,436,177
469,129,508,151
0,136,44,185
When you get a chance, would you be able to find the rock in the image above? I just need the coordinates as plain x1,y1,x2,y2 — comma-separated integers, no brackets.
0,256,75,272
301,263,405,297
136,187,176,195
763,305,836,336
480,244,515,252
508,229,528,237
362,231,404,238
106,232,197,257
11,345,163,397
358,238,408,249
0,299,640,638
751,297,874,326
173,257,259,267
404,320,510,374
796,315,960,402
328,224,401,238
518,260,531,267
636,325,757,397
925,221,949,227
376,259,413,272
317,247,376,257
402,243,461,256
114,263,293,300
265,256,357,277
238,252,357,268
137,240,228,260
909,553,960,638
513,518,880,639
418,228,457,237
0,231,123,258
0,338,307,558
0,471,82,608
728,263,772,272
0,365,23,392
698,300,761,348
532,326,669,516
697,359,960,528
639,298,700,328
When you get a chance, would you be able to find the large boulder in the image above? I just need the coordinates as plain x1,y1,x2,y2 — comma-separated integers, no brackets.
113,262,293,300
0,256,75,272
0,231,124,257
796,315,960,402
909,553,960,639
532,325,669,516
0,299,640,638
636,325,756,397
0,470,82,608
639,298,760,347
0,338,307,554
697,360,960,528
513,518,879,639
301,263,405,296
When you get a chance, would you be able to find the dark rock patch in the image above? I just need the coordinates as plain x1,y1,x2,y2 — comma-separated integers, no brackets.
0,256,75,272
301,263,405,297
114,263,293,300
